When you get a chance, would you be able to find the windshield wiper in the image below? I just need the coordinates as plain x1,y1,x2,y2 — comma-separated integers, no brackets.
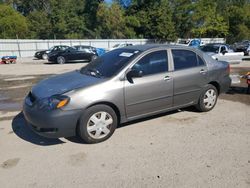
83,68,102,78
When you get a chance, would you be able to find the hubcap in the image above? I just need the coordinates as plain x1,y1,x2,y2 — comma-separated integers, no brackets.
58,57,64,64
203,89,216,109
42,54,48,60
87,111,113,139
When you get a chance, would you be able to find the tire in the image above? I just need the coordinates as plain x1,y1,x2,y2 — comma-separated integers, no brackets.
195,84,218,112
78,105,117,144
57,56,66,64
42,54,48,60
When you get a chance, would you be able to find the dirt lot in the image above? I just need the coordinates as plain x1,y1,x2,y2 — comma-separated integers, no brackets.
0,58,250,188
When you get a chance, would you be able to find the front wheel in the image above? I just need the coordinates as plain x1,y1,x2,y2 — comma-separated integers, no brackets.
196,84,218,112
78,105,117,144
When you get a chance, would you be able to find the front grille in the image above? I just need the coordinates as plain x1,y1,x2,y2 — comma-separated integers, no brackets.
31,125,57,133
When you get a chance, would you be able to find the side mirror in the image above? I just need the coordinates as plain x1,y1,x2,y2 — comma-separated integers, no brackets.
126,69,143,83
222,50,228,55
127,69,143,78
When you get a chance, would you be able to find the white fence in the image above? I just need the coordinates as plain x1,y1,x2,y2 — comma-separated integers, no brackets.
0,38,225,57
0,39,152,57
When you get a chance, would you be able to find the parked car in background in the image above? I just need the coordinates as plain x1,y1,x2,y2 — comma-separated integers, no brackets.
233,40,250,55
109,43,133,51
246,45,250,56
95,48,106,56
74,45,106,56
48,46,98,64
23,44,231,144
34,45,69,60
0,56,17,64
200,43,244,64
177,38,203,48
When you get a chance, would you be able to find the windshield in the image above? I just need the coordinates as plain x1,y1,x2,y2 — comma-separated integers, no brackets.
68,47,77,51
80,49,141,78
200,45,219,53
113,44,120,48
48,46,55,51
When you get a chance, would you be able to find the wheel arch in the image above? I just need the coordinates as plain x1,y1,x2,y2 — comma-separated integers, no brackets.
208,81,220,94
87,102,121,123
75,101,121,136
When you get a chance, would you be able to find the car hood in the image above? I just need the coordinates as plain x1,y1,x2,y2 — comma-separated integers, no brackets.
205,52,217,56
31,70,105,99
36,50,47,54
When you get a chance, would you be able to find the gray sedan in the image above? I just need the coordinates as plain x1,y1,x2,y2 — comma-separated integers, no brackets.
23,45,231,144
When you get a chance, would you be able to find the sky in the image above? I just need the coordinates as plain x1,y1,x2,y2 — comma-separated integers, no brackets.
104,0,132,7
105,0,113,3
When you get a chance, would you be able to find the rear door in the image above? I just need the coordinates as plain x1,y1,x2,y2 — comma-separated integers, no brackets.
124,50,173,119
65,48,78,61
75,47,92,61
171,49,208,107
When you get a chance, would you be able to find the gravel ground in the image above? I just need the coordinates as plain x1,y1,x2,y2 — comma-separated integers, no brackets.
0,58,250,188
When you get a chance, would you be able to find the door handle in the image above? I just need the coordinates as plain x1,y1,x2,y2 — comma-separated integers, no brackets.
164,76,171,81
200,69,207,74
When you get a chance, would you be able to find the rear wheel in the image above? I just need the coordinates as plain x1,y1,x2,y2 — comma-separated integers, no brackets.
57,56,66,64
78,105,117,144
196,84,218,112
42,54,48,60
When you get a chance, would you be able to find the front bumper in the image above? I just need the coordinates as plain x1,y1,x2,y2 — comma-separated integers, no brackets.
34,53,42,59
23,101,82,138
48,55,57,62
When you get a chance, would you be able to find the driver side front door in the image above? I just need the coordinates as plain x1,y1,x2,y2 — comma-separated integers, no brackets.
124,50,173,120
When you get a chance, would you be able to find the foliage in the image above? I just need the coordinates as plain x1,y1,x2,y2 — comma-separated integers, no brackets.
191,0,229,38
128,0,177,41
0,0,249,43
96,3,136,38
0,4,28,38
170,0,194,38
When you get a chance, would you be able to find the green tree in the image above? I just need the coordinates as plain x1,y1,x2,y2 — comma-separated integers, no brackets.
7,0,50,16
27,11,52,39
48,0,87,39
191,0,228,37
0,4,28,38
96,3,136,39
170,0,194,38
211,0,250,43
128,0,176,41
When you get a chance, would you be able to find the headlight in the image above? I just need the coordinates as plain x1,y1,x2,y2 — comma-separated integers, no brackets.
37,95,70,110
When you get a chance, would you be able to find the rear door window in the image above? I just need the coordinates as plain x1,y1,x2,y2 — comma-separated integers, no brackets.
172,49,202,71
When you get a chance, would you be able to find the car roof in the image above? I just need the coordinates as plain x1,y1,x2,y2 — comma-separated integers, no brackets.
54,45,69,47
122,44,200,52
74,45,92,48
204,43,226,46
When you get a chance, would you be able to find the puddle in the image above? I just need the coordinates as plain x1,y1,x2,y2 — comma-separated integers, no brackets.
0,96,10,101
4,76,36,81
0,101,22,111
0,74,54,112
